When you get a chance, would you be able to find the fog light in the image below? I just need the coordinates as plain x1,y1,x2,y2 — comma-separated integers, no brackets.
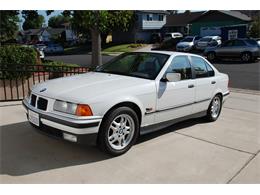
63,133,77,142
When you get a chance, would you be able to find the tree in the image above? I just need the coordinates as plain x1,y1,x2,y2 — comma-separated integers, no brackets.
71,11,134,67
48,15,71,28
0,11,20,42
22,10,45,30
249,15,260,38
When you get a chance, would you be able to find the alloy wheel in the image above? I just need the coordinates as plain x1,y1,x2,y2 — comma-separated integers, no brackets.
107,114,135,150
241,53,251,62
210,96,221,118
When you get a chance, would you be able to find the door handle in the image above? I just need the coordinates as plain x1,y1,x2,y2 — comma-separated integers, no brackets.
188,84,194,88
211,81,216,84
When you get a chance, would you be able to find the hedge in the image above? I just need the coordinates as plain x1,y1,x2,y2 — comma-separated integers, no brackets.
0,45,39,80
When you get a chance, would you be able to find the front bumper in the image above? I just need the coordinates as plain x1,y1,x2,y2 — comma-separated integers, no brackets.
23,98,102,145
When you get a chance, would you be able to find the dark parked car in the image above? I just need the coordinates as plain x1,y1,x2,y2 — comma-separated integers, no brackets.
204,39,260,62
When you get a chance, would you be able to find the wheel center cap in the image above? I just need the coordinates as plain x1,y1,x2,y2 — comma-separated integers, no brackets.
119,129,123,134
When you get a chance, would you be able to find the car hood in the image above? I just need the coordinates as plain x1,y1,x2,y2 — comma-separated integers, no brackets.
32,72,152,103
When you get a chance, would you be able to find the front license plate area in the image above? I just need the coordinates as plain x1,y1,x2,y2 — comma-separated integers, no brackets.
28,110,40,126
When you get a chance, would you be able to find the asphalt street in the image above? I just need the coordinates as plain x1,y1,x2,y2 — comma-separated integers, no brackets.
46,54,260,91
0,90,259,183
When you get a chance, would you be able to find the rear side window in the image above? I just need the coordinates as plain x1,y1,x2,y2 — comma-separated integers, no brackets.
233,40,246,46
166,56,192,80
191,56,209,78
205,62,215,77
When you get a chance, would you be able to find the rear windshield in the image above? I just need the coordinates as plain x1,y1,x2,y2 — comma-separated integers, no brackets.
245,39,258,46
181,37,193,42
200,38,212,42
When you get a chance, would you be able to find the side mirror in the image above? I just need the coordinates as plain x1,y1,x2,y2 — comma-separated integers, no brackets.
161,72,181,82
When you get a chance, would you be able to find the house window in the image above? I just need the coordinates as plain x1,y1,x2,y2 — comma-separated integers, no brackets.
146,14,153,21
158,15,164,21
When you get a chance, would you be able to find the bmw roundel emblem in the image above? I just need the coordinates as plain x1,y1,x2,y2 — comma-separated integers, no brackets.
40,88,47,93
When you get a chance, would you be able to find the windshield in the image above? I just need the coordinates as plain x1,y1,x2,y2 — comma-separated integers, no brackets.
95,52,170,80
181,37,193,42
200,38,212,42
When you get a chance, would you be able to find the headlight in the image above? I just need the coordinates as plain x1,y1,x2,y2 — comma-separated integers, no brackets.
53,100,93,116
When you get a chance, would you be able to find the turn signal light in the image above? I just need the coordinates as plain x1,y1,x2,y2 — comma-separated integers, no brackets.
75,104,93,116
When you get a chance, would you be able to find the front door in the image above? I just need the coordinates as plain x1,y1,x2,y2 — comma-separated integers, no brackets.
155,56,195,123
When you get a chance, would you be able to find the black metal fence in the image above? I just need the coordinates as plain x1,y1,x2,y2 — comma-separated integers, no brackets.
0,64,89,102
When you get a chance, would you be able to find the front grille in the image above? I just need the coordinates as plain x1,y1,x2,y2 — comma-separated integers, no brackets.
30,94,37,107
37,97,48,111
30,94,48,111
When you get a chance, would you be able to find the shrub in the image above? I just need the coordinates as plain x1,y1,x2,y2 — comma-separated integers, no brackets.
0,45,39,80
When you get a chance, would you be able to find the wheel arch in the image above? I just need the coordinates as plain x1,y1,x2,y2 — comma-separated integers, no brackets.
102,101,143,126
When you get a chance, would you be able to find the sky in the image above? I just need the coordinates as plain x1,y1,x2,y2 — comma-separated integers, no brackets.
18,10,63,29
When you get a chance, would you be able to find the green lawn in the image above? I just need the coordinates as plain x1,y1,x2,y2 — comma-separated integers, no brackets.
102,44,146,53
43,59,80,67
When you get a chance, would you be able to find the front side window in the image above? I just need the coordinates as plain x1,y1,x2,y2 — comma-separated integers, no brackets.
191,56,208,78
222,40,234,47
166,56,192,80
233,40,246,46
95,53,169,80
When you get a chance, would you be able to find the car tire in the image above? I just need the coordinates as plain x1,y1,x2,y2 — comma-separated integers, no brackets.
97,107,140,156
241,52,252,63
206,94,222,122
207,52,216,62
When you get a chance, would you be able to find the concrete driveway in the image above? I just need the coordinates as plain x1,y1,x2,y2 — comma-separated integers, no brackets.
0,89,259,183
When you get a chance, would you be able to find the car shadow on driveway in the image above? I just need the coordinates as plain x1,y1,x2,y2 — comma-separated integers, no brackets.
0,121,111,176
0,117,208,176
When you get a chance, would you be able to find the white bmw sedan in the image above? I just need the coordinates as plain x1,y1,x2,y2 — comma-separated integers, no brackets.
23,51,229,156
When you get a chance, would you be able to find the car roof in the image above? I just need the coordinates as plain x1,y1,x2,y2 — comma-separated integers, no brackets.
132,50,203,58
202,36,220,38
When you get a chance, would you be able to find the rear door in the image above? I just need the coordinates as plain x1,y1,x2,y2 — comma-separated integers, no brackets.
232,40,247,57
190,56,216,113
216,40,234,57
155,56,195,123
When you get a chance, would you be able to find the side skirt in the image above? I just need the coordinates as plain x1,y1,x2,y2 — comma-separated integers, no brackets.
140,111,207,135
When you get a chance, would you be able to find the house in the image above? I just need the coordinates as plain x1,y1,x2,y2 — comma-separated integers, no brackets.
190,10,252,40
19,26,77,44
163,11,205,35
112,10,168,43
